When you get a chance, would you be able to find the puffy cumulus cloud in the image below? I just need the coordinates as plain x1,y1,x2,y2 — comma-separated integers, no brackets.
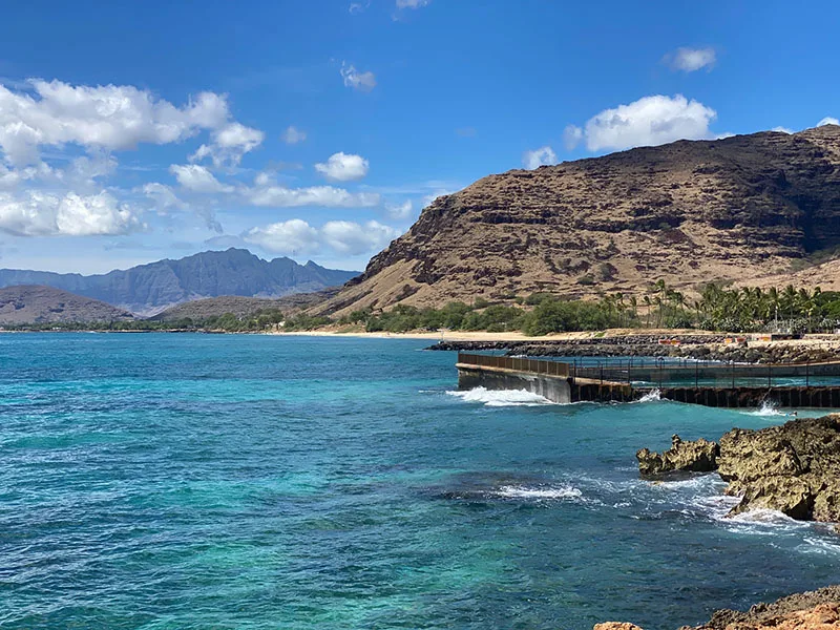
282,125,307,144
245,219,321,255
0,79,229,165
189,122,264,167
315,152,369,182
245,184,379,208
246,219,400,256
169,164,233,194
818,117,839,127
396,0,430,8
322,220,400,255
0,190,140,237
341,63,377,92
574,94,717,152
385,200,413,220
664,47,716,72
522,146,558,170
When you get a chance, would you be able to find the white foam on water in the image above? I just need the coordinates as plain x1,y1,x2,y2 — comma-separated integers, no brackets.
446,387,554,407
496,484,584,500
636,389,662,403
725,507,810,528
742,400,786,417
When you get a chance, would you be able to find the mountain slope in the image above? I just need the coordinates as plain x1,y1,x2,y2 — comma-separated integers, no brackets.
151,289,340,321
0,286,134,325
316,125,840,316
0,249,359,315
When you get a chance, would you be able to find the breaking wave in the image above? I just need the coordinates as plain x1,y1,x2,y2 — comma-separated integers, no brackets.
496,484,584,500
446,387,554,407
637,389,662,403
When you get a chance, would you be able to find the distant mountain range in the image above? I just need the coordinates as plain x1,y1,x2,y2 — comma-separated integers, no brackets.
0,286,134,325
0,249,359,315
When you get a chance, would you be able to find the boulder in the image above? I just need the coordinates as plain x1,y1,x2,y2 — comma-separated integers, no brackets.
636,434,720,477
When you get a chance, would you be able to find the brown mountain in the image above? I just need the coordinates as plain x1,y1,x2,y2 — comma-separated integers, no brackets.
315,125,840,317
0,286,134,325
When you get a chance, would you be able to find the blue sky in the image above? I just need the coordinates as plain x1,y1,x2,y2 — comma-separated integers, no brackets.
0,0,837,274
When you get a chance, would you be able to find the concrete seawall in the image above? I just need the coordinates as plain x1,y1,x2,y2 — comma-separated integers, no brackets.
457,365,572,403
456,352,840,408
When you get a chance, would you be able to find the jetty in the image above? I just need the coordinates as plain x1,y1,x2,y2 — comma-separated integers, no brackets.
456,352,840,408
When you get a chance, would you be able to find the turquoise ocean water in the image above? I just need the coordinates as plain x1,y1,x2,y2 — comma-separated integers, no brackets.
1,333,838,629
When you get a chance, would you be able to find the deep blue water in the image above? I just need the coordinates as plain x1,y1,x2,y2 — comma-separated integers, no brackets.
1,334,838,630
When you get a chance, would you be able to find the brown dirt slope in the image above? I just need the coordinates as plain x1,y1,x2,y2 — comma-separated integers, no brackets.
0,285,134,324
316,125,840,317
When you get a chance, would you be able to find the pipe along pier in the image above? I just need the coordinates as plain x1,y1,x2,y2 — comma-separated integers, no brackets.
456,353,840,408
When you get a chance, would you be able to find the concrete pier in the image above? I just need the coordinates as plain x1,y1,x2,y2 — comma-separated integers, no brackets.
456,353,840,408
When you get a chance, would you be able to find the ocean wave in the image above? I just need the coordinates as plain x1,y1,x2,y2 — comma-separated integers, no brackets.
496,484,583,500
742,400,786,417
636,389,662,403
446,387,554,407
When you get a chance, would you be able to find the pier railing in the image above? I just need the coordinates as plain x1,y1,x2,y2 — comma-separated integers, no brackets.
457,352,840,388
457,353,569,377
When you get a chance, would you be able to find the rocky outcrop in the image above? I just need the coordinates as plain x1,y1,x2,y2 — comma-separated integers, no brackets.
316,125,840,317
717,415,840,521
636,415,840,522
637,435,720,477
596,586,840,630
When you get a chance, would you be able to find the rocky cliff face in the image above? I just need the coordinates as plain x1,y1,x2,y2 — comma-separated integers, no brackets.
318,125,840,316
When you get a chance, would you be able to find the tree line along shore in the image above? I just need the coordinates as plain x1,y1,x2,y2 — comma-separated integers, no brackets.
3,282,840,338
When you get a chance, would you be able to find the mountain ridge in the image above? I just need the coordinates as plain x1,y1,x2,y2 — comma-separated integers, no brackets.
315,125,840,316
0,249,359,315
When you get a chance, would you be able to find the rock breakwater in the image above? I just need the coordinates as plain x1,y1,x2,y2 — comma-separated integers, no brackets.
432,337,840,365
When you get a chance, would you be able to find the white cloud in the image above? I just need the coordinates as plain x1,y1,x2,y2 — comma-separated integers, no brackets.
575,94,717,152
349,1,370,13
246,219,400,256
169,164,233,194
142,182,222,233
385,200,413,220
341,62,377,92
322,220,400,254
245,184,379,208
0,190,140,236
282,126,307,144
818,117,839,127
143,182,186,212
563,125,583,151
772,126,794,134
315,152,369,182
0,79,229,165
396,0,430,8
664,47,716,72
522,146,558,170
189,122,264,167
245,219,321,255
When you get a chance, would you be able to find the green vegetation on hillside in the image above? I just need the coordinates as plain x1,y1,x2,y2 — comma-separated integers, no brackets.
6,282,840,336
